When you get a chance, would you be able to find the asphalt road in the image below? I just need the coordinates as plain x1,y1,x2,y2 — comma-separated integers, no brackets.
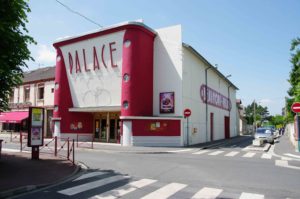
10,136,300,199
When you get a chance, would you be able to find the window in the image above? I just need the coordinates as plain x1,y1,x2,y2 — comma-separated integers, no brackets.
38,86,44,100
24,86,30,102
9,91,14,103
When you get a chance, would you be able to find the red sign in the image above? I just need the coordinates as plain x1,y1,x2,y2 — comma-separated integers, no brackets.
184,109,192,117
291,102,300,113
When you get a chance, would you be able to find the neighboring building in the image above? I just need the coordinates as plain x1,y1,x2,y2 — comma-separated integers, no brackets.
0,66,55,137
52,21,239,146
236,99,247,135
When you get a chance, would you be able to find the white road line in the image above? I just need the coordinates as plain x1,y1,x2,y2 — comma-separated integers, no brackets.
167,149,194,153
225,151,239,157
284,153,300,159
242,152,256,158
191,187,222,199
208,151,224,156
275,160,288,167
73,171,108,181
192,150,211,155
2,148,30,153
239,192,264,199
58,175,130,196
140,182,187,199
89,179,157,199
261,153,272,159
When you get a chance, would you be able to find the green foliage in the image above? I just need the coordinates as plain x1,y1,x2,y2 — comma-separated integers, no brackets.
0,0,36,111
269,115,285,128
244,101,270,125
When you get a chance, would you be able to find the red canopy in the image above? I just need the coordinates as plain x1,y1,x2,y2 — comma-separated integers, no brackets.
0,111,29,123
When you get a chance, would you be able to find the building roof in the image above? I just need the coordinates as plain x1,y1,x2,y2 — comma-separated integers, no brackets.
182,43,239,90
22,66,55,84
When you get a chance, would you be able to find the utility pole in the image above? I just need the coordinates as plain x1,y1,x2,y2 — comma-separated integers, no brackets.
253,100,256,134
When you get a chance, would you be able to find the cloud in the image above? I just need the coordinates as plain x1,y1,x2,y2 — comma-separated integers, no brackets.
36,44,56,65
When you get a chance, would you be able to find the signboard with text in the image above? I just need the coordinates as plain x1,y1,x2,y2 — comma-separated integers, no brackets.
28,107,44,147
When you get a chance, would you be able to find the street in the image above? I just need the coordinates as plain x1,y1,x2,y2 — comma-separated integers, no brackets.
9,135,300,199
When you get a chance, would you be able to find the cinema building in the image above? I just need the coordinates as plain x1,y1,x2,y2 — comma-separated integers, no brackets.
52,21,238,146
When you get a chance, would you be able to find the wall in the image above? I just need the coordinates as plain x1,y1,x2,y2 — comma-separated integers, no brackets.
153,25,183,117
182,47,238,145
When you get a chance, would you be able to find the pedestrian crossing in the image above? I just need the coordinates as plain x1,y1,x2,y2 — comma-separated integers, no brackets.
56,171,268,199
190,149,273,160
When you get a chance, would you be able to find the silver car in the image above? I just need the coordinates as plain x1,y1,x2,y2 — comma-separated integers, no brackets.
254,127,275,144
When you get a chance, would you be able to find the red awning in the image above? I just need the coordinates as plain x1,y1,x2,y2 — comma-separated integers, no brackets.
0,111,29,123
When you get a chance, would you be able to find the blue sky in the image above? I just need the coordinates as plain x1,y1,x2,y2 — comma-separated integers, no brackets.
25,0,300,115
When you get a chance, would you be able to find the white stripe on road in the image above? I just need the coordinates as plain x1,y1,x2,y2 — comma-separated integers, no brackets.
239,192,264,199
242,152,256,158
167,149,194,153
208,151,224,156
284,153,300,159
225,151,239,157
73,171,108,181
192,187,222,199
58,175,130,196
140,183,187,199
261,153,272,159
89,179,157,199
192,150,211,155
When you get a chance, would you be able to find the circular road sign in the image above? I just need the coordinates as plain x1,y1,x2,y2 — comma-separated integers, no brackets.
184,109,192,117
291,102,300,113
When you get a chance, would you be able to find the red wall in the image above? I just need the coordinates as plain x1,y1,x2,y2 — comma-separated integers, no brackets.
131,119,181,136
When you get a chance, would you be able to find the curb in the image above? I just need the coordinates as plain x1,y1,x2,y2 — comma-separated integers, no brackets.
0,160,87,199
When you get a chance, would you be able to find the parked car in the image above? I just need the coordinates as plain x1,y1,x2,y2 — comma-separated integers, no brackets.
254,127,275,144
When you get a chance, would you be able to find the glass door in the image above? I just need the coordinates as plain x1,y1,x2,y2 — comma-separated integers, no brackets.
94,119,100,139
100,119,107,141
109,119,116,142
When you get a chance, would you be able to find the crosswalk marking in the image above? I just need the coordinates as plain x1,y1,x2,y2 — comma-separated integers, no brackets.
242,152,256,158
261,153,272,159
192,150,210,155
191,187,222,199
89,179,157,199
225,151,239,157
167,149,194,153
140,182,187,199
74,171,108,181
208,151,225,156
58,175,130,196
239,192,264,199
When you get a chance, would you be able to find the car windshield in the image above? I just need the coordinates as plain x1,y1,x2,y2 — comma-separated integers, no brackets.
256,128,271,134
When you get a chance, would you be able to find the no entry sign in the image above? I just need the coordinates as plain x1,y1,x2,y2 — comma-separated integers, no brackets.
291,102,300,113
184,109,192,117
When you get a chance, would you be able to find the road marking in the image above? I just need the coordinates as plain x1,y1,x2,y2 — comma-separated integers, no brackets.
242,152,256,158
2,148,30,153
167,149,194,153
140,182,187,199
58,175,130,196
239,192,264,199
208,151,224,156
284,153,300,159
192,150,211,155
261,153,272,159
73,171,108,181
225,151,239,157
275,160,289,167
191,187,222,199
89,179,157,199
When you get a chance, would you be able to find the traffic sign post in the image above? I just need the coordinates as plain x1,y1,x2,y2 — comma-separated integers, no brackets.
291,102,300,113
291,102,300,152
184,109,192,146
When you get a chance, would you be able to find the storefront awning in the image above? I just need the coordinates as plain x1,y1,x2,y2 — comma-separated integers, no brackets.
69,106,121,112
0,111,29,123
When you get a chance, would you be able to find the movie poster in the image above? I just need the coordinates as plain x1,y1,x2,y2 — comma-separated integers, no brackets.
160,92,175,113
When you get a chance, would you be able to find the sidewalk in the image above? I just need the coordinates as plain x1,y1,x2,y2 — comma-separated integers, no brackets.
274,134,299,158
0,151,79,198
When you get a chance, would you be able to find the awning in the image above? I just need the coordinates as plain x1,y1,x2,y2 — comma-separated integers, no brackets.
0,111,29,123
69,106,121,112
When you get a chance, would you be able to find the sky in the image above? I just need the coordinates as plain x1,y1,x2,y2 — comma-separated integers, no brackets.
25,0,300,115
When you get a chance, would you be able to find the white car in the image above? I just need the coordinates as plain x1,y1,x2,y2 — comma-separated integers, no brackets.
254,128,275,144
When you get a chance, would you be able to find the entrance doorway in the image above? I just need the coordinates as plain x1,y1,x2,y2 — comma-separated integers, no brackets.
224,116,230,139
94,112,120,143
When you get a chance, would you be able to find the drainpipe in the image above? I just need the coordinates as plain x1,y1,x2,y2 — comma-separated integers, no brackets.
205,66,212,142
228,85,232,137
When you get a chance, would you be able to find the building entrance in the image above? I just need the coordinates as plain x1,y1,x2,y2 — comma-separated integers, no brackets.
94,112,120,143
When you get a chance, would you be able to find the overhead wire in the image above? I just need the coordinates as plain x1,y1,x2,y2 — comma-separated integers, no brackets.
55,0,103,28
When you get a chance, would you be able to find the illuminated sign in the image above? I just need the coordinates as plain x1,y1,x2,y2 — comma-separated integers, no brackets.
200,85,231,111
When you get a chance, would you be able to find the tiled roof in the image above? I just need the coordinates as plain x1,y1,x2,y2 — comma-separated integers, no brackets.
22,66,55,83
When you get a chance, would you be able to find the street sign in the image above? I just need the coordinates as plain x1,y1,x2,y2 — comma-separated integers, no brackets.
184,109,192,117
291,102,300,113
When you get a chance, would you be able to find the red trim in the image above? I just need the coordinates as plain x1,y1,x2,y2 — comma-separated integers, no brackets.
53,24,156,48
131,119,181,136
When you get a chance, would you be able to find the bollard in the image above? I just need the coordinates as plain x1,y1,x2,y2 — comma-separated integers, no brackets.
20,132,22,152
72,139,75,165
54,136,57,156
67,138,70,160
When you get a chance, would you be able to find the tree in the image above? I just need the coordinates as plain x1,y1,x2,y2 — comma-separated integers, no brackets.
244,101,270,125
286,37,300,121
0,0,36,111
269,115,285,128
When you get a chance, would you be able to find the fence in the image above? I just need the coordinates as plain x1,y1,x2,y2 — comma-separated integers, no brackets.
76,133,94,149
